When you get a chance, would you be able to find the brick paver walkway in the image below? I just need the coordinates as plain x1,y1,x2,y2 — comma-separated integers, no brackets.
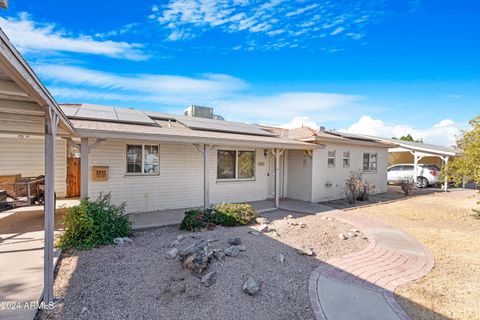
309,212,434,320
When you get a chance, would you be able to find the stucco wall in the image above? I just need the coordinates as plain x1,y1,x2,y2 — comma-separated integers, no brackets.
87,140,269,213
286,150,312,201
311,144,388,202
0,136,67,197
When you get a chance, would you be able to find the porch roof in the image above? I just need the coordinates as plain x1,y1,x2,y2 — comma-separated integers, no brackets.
71,119,319,150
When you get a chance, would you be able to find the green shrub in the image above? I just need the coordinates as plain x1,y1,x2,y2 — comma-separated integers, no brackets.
57,193,131,250
179,203,257,231
212,203,257,225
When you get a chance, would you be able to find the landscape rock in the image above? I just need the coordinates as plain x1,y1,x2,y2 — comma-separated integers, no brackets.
113,237,132,245
243,277,261,296
228,237,242,245
201,271,217,287
347,232,356,238
300,223,306,228
289,221,299,226
286,214,294,219
297,246,314,256
166,248,178,259
169,240,180,247
176,235,187,242
238,245,247,252
225,245,240,257
212,249,225,261
258,224,269,233
179,239,208,257
349,228,359,233
255,217,270,225
338,233,348,240
183,249,210,274
248,230,260,236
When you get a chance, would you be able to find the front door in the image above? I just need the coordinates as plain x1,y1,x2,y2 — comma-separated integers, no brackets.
267,153,283,198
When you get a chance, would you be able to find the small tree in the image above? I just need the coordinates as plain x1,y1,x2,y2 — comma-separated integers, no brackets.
344,171,364,204
442,116,480,187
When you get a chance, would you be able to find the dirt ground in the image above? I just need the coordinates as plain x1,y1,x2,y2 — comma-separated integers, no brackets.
36,209,368,320
347,189,480,320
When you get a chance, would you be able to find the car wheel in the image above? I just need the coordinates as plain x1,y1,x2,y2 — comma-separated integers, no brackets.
416,177,428,188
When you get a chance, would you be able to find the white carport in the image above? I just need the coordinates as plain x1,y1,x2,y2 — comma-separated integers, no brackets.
371,138,460,191
0,28,74,304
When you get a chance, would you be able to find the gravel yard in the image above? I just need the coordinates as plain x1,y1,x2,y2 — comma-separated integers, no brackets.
36,209,367,320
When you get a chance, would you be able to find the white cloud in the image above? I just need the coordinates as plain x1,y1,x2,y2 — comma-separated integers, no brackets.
0,13,146,60
38,64,367,125
278,116,319,129
340,115,462,147
153,0,386,50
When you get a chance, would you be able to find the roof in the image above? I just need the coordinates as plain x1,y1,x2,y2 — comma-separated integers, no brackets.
261,125,394,148
353,135,461,156
70,119,317,149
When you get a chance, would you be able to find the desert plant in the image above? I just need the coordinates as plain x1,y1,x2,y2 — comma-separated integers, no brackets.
180,203,257,231
358,181,373,201
399,178,414,196
344,171,364,204
57,193,131,250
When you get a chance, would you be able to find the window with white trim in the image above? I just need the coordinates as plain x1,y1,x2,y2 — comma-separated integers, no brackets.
126,144,159,174
363,152,378,171
342,151,350,167
327,150,336,167
217,150,255,180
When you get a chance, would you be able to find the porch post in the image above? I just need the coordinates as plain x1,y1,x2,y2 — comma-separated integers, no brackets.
203,144,210,210
80,138,89,199
413,151,418,186
275,149,280,208
44,109,58,304
444,156,449,192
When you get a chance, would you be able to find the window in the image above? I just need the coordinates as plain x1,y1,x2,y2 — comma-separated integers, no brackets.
327,150,336,167
342,151,350,167
126,144,159,174
363,152,378,171
217,150,255,180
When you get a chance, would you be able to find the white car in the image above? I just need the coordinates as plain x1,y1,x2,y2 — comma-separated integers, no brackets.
387,164,440,188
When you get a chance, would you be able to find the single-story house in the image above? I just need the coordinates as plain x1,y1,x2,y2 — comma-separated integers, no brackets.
1,101,395,214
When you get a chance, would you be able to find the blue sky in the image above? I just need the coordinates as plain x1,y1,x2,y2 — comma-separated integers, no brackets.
0,0,479,146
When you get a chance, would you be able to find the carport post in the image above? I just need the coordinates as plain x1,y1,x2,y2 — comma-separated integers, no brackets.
444,156,449,192
44,109,58,304
413,151,418,186
274,149,284,208
203,144,210,210
80,138,89,199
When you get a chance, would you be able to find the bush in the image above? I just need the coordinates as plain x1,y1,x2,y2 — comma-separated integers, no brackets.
344,171,364,204
399,179,414,196
180,203,257,231
57,193,131,250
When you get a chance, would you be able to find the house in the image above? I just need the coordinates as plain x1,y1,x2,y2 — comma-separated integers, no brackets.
4,103,388,216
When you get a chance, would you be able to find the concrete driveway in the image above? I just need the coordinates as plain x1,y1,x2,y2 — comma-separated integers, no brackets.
0,207,65,320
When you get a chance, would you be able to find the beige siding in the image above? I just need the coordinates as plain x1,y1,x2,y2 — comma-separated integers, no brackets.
87,141,203,213
209,147,268,204
311,144,388,202
0,136,67,197
87,141,269,213
286,150,312,202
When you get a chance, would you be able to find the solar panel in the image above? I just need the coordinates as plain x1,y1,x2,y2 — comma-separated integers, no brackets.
75,104,117,121
60,105,79,117
115,108,155,124
177,117,277,136
62,104,156,125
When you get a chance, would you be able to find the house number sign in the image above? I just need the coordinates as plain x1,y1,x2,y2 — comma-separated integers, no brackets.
92,166,109,181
